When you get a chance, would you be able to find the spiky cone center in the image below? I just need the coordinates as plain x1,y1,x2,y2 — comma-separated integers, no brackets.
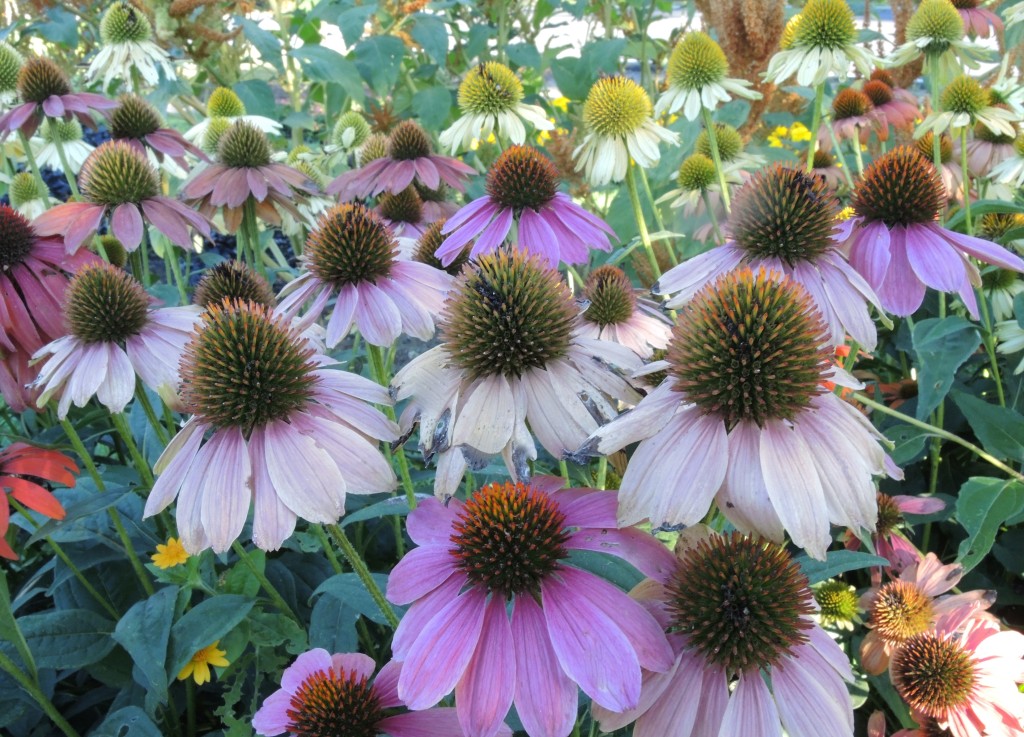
908,0,966,48
978,212,1024,241
331,111,370,149
80,140,160,206
793,0,857,49
97,235,128,268
0,204,35,270
891,632,977,718
387,120,432,161
582,265,636,326
981,267,1019,291
180,299,317,432
871,68,897,87
202,117,232,155
293,159,327,190
666,268,831,427
815,580,860,625
915,131,954,164
207,87,245,118
415,181,450,204
218,121,272,169
42,117,83,144
458,61,524,116
64,263,149,344
441,250,577,380
729,165,840,263
583,76,652,138
358,134,389,166
870,580,935,644
1014,134,1024,158
305,204,396,287
941,75,988,117
876,492,905,537
833,88,873,120
486,145,559,212
414,219,468,274
853,146,945,227
100,2,153,44
17,57,71,104
974,110,1016,143
667,533,815,675
284,666,384,737
194,261,275,309
950,0,980,7
667,31,728,90
9,172,43,207
811,149,836,169
110,94,162,140
450,481,571,598
677,153,716,191
863,79,894,107
0,43,22,92
780,14,802,50
378,186,423,224
696,124,742,162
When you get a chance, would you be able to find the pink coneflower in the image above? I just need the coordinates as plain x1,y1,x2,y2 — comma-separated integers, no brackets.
386,478,675,737
32,140,212,253
917,132,967,204
180,121,317,233
891,616,1024,737
0,56,114,138
579,268,898,560
143,299,399,553
276,203,452,348
845,492,946,576
252,650,496,737
654,164,884,351
0,351,39,413
951,0,1003,37
657,153,730,243
0,442,76,560
392,251,642,498
375,186,429,239
962,118,1018,179
109,94,209,175
415,181,460,222
860,552,996,676
843,145,1024,316
809,149,848,190
437,145,614,268
401,219,471,275
863,79,919,133
327,120,475,199
827,87,885,144
31,263,202,418
594,533,855,737
576,265,671,358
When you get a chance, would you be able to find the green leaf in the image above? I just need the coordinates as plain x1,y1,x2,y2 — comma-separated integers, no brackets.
464,25,494,60
506,43,541,70
310,572,394,625
29,6,78,46
337,5,374,45
0,571,36,677
341,496,413,528
412,86,452,131
951,390,1024,462
18,609,115,669
565,549,644,591
233,80,277,118
795,550,890,584
911,316,981,419
354,36,407,94
411,14,449,64
550,57,590,101
92,707,162,737
238,18,284,72
883,424,931,466
944,199,1024,232
290,46,365,103
956,477,1024,573
309,595,359,653
167,595,254,679
1015,291,1024,329
580,38,626,77
248,611,308,654
27,486,133,544
112,586,176,705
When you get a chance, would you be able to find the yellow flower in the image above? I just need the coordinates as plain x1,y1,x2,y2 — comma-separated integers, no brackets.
550,96,570,113
789,122,812,142
837,205,855,221
151,537,189,569
177,642,229,685
767,125,788,148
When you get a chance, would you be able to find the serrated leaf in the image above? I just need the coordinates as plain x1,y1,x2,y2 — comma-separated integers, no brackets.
911,317,981,419
410,14,449,64
795,550,890,584
112,586,176,704
167,595,254,679
248,611,307,654
18,609,115,669
310,572,395,625
951,390,1024,462
956,477,1024,573
239,18,284,72
354,36,407,94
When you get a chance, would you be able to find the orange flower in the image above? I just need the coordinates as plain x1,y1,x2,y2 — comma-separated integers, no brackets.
0,443,76,559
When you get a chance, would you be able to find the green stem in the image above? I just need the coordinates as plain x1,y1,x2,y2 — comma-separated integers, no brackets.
326,524,400,628
976,287,1007,407
109,508,155,596
186,678,196,737
110,412,155,488
230,541,300,623
700,107,732,213
960,126,973,234
805,84,826,176
47,119,81,199
625,162,660,280
637,165,667,233
596,456,608,490
17,130,50,202
851,134,865,178
313,525,343,574
0,650,81,737
59,418,104,490
367,344,417,511
239,199,266,279
136,386,170,445
826,125,856,190
701,190,724,244
164,243,189,304
47,533,121,619
559,459,570,486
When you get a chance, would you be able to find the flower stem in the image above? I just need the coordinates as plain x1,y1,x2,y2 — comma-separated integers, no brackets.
975,288,1007,407
701,190,724,244
110,411,155,488
326,523,400,629
239,198,266,279
960,126,973,234
826,125,856,190
367,344,418,512
136,385,170,445
59,418,104,489
0,650,81,737
230,541,300,623
313,525,343,574
805,84,826,176
17,130,50,202
596,456,608,490
700,107,731,213
625,161,661,281
850,136,865,178
637,165,667,233
46,118,81,199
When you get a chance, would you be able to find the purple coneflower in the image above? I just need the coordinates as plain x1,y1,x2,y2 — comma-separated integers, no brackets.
863,78,919,132
952,0,1003,37
180,121,317,233
827,87,885,144
654,164,883,350
576,265,671,358
415,181,460,222
845,492,946,575
32,263,202,417
328,120,475,199
375,186,429,239
399,219,471,275
253,650,497,737
33,140,212,253
963,117,1018,179
386,478,675,737
277,203,452,348
595,532,856,737
143,299,399,553
437,145,614,268
808,149,847,191
392,251,642,498
842,145,1024,316
579,268,899,560
109,94,209,175
0,56,114,138
917,132,966,203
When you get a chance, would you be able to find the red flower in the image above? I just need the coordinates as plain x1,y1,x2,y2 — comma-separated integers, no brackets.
0,443,77,559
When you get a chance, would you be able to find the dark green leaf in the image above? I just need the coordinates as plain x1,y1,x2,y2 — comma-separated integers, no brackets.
311,572,395,625
565,549,644,591
580,39,625,77
92,706,162,737
29,6,78,46
338,5,374,45
911,317,981,419
341,496,414,527
167,595,254,679
354,36,407,94
248,611,308,654
309,596,359,653
952,390,1024,462
233,80,277,118
112,586,177,704
290,46,365,102
411,86,452,132
411,14,449,64
795,550,890,584
18,609,115,669
883,424,931,466
239,18,284,72
1015,291,1024,329
506,43,541,70
955,477,1024,573
465,25,494,60
27,486,133,544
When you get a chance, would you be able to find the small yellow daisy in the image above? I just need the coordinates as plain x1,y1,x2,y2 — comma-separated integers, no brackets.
177,642,229,685
151,537,189,569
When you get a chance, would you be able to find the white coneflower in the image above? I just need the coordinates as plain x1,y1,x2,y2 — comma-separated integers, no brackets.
916,74,1018,140
989,133,1024,187
982,268,1024,321
888,0,991,78
0,43,22,109
184,87,283,144
996,318,1024,374
573,76,679,186
656,31,761,121
332,110,371,150
33,118,93,174
8,171,56,220
86,2,175,91
439,61,552,153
